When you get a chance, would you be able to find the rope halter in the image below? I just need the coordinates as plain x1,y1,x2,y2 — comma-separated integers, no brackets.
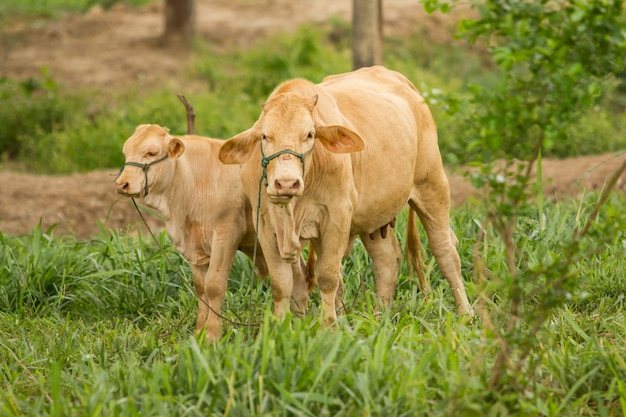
252,141,314,268
259,141,314,187
116,153,169,197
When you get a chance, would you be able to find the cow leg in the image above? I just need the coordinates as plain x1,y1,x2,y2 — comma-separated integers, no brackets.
192,262,231,341
195,232,242,341
409,175,473,315
267,259,295,318
311,237,348,327
191,263,211,334
290,256,309,317
243,243,306,316
257,233,295,319
360,229,401,308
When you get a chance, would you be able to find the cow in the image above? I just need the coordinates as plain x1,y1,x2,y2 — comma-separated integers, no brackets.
114,124,310,340
218,66,473,326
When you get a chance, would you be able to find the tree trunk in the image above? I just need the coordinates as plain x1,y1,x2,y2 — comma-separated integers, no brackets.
352,0,383,69
163,0,195,47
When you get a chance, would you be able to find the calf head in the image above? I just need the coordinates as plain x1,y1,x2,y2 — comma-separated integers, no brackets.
115,124,185,198
219,93,365,204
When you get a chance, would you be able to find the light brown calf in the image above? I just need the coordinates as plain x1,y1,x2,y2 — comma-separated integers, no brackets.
115,124,309,340
219,66,473,325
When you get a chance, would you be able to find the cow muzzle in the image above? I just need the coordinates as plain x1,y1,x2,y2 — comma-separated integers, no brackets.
260,143,313,204
266,160,304,203
114,154,168,197
268,172,302,201
115,175,141,197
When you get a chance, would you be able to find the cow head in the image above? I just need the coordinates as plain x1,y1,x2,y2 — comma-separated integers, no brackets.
115,124,185,198
219,93,365,205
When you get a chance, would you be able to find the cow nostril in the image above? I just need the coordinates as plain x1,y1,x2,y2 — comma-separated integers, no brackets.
116,181,129,192
275,178,300,192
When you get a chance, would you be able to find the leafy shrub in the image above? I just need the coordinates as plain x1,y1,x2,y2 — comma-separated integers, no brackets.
0,0,154,19
423,0,626,399
0,72,73,162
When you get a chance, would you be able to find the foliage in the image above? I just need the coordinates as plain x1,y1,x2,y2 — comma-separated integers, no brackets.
422,0,626,394
1,193,625,415
0,72,68,162
473,0,624,161
0,0,153,19
2,8,626,172
427,0,626,163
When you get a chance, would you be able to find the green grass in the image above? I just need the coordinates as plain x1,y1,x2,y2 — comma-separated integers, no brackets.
1,192,625,416
0,0,154,20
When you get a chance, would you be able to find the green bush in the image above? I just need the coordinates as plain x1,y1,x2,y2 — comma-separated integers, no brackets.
421,0,626,396
0,73,72,162
0,0,154,19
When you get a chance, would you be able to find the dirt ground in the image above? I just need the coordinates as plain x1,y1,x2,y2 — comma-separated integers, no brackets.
1,0,625,238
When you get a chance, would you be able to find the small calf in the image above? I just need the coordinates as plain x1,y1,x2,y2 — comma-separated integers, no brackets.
115,124,310,340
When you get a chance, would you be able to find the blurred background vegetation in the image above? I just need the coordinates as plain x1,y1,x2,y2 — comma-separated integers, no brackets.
1,0,625,174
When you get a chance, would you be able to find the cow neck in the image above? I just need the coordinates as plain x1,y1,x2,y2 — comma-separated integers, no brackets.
143,156,190,221
167,154,199,219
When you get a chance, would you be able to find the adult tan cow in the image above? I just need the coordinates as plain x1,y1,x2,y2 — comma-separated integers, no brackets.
219,66,472,325
114,124,310,340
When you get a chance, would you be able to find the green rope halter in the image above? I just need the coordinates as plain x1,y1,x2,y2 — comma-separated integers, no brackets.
116,154,169,196
259,142,314,187
252,141,314,274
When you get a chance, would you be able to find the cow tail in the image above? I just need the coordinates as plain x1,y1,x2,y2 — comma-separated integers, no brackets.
305,242,317,293
406,208,430,301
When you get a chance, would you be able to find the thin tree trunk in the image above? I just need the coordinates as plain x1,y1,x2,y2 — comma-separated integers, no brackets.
352,0,383,69
163,0,195,47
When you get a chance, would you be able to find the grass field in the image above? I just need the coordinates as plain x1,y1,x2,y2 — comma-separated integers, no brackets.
1,193,625,416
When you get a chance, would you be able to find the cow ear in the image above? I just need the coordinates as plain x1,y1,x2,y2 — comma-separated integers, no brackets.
168,137,185,159
219,129,259,164
315,125,365,153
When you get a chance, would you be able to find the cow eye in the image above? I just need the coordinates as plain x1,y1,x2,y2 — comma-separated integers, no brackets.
261,134,268,141
145,151,157,157
307,131,315,140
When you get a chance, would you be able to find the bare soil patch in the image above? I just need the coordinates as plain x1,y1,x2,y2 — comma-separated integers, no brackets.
1,0,624,238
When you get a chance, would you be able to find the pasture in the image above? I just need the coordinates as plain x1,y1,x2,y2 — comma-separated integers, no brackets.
1,0,626,415
1,195,625,415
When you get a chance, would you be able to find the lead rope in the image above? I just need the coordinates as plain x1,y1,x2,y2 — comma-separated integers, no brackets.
253,141,314,263
130,197,260,329
249,142,315,329
118,154,261,329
